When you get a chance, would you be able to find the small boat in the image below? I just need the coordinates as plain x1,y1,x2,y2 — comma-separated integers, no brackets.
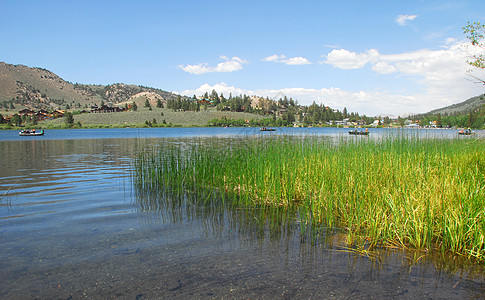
260,127,276,131
348,130,369,135
19,130,44,136
458,130,474,135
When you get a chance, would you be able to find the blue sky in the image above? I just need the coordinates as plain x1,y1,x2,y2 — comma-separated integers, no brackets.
1,0,485,116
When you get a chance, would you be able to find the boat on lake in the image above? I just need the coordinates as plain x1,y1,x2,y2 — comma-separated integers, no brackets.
19,130,44,136
348,129,369,135
260,127,276,131
458,129,474,135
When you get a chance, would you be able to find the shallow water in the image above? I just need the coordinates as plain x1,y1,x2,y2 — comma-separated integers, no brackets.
1,128,484,299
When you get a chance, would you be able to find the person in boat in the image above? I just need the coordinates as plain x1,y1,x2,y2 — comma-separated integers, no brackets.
365,128,368,133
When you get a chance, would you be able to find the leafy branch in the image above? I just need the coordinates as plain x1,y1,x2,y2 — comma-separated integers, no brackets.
463,21,485,73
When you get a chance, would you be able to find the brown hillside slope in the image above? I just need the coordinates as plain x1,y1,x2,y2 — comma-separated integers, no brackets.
0,62,183,112
0,62,103,109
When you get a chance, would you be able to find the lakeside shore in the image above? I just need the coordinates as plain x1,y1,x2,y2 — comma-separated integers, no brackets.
2,107,483,130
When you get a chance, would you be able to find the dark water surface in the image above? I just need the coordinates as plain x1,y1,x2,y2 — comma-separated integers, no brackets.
1,128,484,299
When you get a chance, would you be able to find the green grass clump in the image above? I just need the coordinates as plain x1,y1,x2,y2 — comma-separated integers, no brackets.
133,136,485,261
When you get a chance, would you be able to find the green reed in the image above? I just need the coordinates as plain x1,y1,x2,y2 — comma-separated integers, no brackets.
133,135,485,261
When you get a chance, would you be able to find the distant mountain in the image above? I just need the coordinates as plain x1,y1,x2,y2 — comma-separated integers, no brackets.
0,62,184,111
426,94,485,116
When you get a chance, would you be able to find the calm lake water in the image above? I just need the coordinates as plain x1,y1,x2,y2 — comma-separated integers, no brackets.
1,127,484,299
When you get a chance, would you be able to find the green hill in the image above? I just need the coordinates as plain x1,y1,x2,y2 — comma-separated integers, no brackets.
426,94,485,115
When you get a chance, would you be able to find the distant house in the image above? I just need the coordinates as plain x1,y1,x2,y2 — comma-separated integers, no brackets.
18,108,35,116
52,110,65,118
371,120,381,127
335,118,350,126
35,111,51,121
197,98,211,105
17,108,53,121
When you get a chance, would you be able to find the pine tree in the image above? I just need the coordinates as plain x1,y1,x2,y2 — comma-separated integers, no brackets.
65,112,74,127
11,114,22,126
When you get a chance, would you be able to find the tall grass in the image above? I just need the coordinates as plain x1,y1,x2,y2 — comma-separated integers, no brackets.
133,135,485,261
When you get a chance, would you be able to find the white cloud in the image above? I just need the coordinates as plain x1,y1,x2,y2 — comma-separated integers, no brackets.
395,14,418,26
323,43,479,87
322,42,485,110
263,54,312,65
179,82,250,97
444,37,456,45
178,56,246,74
177,63,211,75
371,61,398,74
283,57,312,65
263,54,286,62
324,49,379,69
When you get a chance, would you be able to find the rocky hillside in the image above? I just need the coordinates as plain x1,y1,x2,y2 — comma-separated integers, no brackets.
0,62,183,111
119,91,167,107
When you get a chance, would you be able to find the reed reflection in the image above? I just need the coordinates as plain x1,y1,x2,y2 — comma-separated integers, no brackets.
133,185,307,246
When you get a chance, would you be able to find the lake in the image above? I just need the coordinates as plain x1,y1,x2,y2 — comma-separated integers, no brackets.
1,127,484,299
